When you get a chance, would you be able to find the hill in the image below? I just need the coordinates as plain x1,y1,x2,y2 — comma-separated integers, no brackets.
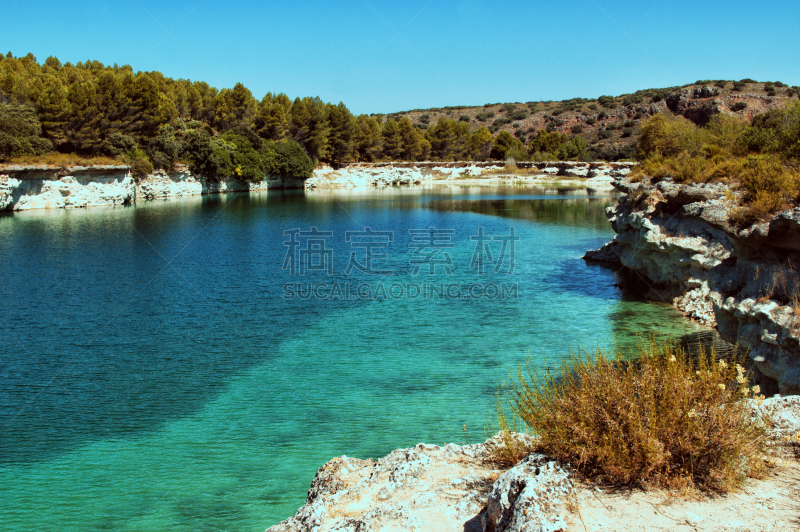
0,51,798,171
383,79,799,161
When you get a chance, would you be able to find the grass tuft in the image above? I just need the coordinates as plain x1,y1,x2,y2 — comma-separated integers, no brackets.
501,337,770,492
484,394,537,467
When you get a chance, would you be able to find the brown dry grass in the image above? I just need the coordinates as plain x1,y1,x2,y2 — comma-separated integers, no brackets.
499,338,770,493
484,394,538,468
2,152,128,168
483,166,543,176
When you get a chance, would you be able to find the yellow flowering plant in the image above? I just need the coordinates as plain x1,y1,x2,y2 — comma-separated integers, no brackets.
503,336,770,492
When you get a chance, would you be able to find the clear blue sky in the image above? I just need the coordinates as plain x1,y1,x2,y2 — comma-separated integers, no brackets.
2,0,799,115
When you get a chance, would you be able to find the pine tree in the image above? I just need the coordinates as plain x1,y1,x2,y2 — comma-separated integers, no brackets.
398,117,425,161
35,76,69,145
327,102,355,165
468,126,493,161
354,115,382,161
255,93,291,141
381,118,402,160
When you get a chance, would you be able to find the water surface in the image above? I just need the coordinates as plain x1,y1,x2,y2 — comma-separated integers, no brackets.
0,185,701,530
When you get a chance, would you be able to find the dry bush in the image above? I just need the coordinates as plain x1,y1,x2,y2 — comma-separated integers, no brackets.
729,157,800,226
504,338,769,492
665,152,715,183
705,157,745,182
484,166,542,177
632,152,715,184
485,394,537,467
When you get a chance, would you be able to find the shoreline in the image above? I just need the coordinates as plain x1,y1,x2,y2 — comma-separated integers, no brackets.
267,397,800,532
0,161,631,212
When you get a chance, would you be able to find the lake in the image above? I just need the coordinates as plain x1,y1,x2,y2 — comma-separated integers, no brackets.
0,185,700,531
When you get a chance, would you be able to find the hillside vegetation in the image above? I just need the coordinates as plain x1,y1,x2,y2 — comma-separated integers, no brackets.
632,100,800,226
1,51,798,182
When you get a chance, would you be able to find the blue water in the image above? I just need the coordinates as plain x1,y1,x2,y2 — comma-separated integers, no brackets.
0,185,700,531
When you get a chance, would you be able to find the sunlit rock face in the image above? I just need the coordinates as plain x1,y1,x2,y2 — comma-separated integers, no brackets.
585,176,800,396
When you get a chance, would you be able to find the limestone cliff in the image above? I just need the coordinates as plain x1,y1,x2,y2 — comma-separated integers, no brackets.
585,176,800,395
0,165,134,210
1,162,634,210
306,161,634,189
0,165,304,210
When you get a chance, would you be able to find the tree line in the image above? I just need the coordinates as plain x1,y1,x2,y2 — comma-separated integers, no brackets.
0,52,599,178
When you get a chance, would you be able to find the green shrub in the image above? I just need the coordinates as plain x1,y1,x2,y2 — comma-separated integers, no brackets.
99,133,137,157
622,94,643,106
131,157,153,179
621,128,634,138
556,136,587,160
732,102,748,112
571,124,583,134
0,103,53,161
598,95,617,109
743,102,800,159
459,114,470,122
637,114,706,159
586,118,596,125
263,140,314,179
503,338,769,491
587,103,598,111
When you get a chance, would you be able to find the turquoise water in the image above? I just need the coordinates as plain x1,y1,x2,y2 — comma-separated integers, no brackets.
0,185,701,531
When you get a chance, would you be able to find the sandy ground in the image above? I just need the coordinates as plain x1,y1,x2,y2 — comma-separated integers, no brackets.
565,457,800,532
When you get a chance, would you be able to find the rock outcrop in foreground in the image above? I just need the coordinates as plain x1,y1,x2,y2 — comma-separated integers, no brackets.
585,176,800,395
268,397,800,532
266,437,573,532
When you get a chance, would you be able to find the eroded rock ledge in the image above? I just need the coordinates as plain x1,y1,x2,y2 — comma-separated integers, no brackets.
305,161,633,189
584,176,800,395
266,437,572,532
0,161,633,211
268,397,800,532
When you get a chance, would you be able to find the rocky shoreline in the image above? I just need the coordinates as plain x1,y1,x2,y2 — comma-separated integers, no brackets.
305,161,634,190
0,161,633,211
266,398,800,532
584,176,800,395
